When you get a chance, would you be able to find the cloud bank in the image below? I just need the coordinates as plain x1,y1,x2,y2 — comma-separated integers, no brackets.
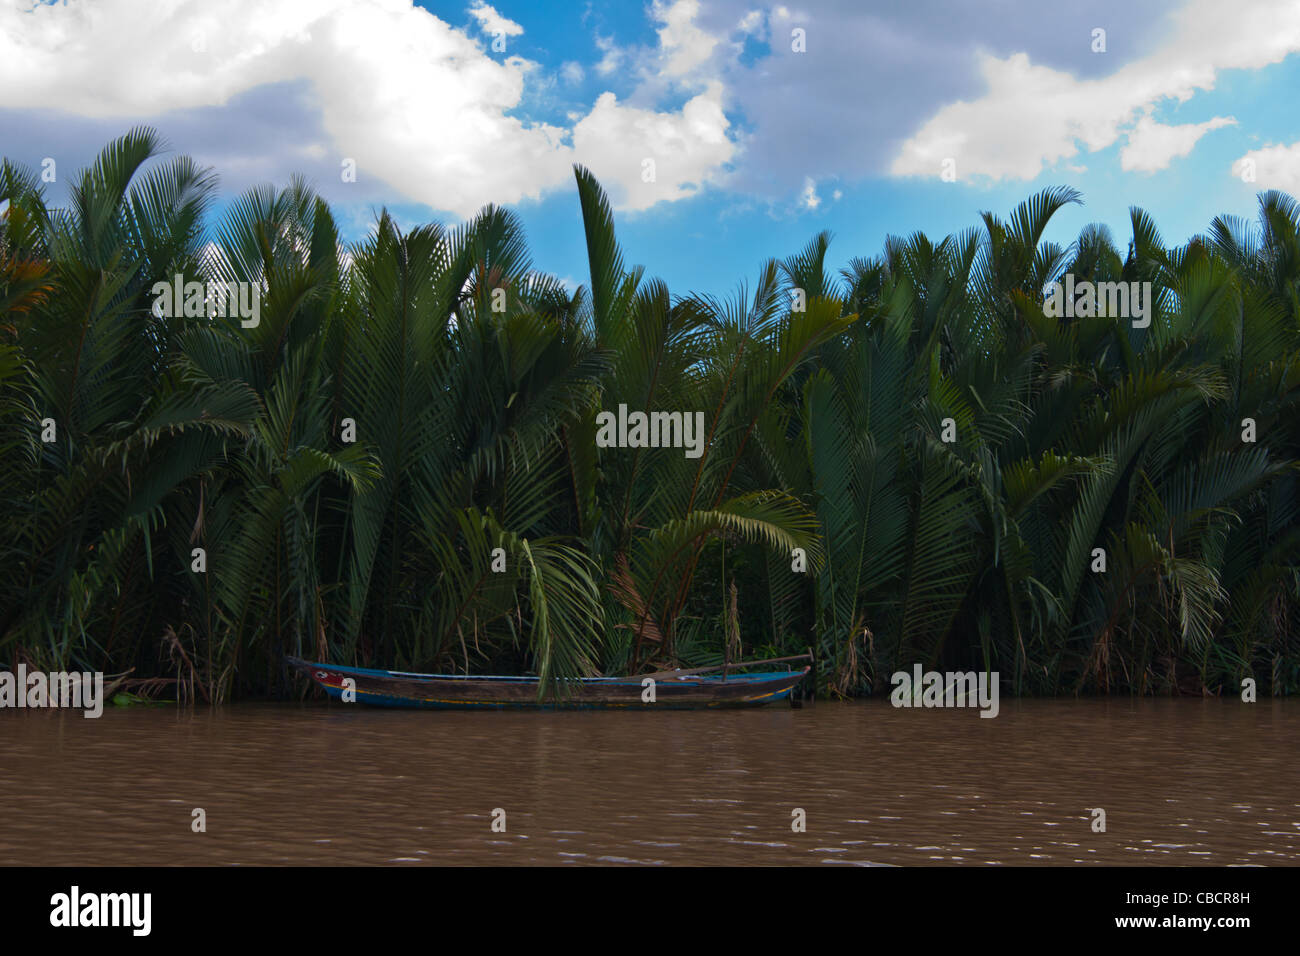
0,0,734,216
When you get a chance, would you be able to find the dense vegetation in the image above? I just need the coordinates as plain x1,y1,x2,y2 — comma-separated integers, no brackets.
2,129,1297,701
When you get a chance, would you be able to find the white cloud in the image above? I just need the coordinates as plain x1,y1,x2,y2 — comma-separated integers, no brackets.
890,0,1300,181
652,0,718,77
736,10,763,35
1120,114,1235,172
468,1,523,38
0,0,562,216
594,34,624,76
0,0,739,216
799,176,820,209
560,60,585,85
1232,141,1300,193
571,82,735,211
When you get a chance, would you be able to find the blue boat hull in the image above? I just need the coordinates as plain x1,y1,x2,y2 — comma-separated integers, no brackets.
288,658,808,710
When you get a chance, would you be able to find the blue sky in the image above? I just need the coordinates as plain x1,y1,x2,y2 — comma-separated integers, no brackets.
3,0,1299,299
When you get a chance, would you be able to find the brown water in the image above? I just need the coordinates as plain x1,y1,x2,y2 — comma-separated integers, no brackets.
2,699,1296,865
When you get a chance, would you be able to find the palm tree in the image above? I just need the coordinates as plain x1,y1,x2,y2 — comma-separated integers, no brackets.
3,129,1297,699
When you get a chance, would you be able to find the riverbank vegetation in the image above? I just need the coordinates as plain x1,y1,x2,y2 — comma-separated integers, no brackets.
2,129,1297,700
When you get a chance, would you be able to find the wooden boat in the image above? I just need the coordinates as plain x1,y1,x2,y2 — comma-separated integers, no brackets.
286,654,811,710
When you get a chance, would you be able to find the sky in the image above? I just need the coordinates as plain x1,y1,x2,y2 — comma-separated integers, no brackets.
2,0,1299,299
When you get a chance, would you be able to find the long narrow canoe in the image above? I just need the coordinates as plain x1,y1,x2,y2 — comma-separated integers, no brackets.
286,656,809,710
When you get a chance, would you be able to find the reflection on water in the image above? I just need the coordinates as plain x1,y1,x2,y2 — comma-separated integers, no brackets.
2,699,1296,865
